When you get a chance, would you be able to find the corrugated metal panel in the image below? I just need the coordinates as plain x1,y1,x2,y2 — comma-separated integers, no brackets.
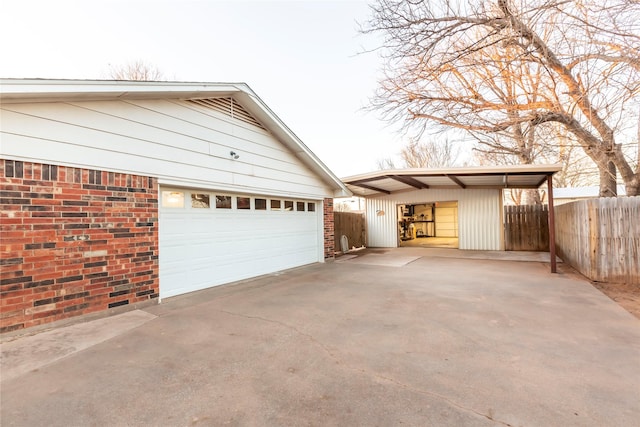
458,190,502,250
373,178,413,192
365,189,502,250
415,176,455,186
366,198,398,247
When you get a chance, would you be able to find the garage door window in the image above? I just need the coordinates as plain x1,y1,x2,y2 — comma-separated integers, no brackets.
191,194,210,208
255,198,267,210
162,191,185,208
163,189,319,214
237,197,250,210
216,195,232,209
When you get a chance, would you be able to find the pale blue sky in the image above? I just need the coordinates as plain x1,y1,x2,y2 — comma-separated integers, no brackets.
1,0,409,177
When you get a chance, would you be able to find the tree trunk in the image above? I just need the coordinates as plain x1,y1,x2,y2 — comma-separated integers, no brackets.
599,161,617,197
521,189,542,205
625,177,639,197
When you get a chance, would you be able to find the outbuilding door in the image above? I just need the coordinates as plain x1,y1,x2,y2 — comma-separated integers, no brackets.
434,201,459,237
159,187,320,298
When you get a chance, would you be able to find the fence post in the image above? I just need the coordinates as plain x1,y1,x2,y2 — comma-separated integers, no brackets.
547,176,557,273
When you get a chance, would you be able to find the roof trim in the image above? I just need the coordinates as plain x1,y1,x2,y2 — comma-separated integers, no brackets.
0,78,245,103
0,79,350,197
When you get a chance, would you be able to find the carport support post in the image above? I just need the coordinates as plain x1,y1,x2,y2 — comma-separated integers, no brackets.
547,175,557,273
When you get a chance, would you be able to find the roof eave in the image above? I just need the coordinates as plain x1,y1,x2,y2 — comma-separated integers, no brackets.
342,164,563,183
0,79,245,103
232,88,350,197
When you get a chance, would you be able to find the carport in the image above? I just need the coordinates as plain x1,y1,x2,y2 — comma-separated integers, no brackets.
342,164,562,272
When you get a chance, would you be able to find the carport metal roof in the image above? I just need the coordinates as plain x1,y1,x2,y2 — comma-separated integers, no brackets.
342,164,562,196
342,164,562,274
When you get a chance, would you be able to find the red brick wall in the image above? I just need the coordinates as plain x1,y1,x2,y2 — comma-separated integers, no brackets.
323,198,334,259
1,160,159,333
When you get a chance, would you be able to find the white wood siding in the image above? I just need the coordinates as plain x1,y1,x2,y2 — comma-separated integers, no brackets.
365,189,502,250
0,99,332,199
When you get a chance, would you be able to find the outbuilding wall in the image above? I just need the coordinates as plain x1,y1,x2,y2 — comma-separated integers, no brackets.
1,160,159,333
365,189,503,250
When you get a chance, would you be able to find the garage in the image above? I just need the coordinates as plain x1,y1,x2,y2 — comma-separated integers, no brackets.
0,79,350,332
159,188,321,298
398,201,459,248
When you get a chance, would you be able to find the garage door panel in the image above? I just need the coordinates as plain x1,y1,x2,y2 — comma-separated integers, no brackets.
159,188,321,298
435,204,458,238
211,243,317,266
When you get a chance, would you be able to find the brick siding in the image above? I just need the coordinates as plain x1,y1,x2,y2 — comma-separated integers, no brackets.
0,160,159,333
323,198,335,259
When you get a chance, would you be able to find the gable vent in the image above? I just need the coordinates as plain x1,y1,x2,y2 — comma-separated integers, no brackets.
187,98,266,130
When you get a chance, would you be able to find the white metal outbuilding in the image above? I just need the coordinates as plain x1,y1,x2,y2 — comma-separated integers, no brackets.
363,188,503,249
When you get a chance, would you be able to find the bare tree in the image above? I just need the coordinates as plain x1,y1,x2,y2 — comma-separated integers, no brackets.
543,130,600,188
363,0,640,196
378,138,462,169
376,157,397,170
108,60,166,81
334,200,352,212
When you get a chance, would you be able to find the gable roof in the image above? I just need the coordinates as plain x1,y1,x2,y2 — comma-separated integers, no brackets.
342,164,562,196
0,78,350,197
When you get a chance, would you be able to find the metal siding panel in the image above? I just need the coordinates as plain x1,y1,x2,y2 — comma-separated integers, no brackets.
418,177,460,186
458,189,501,250
366,198,398,247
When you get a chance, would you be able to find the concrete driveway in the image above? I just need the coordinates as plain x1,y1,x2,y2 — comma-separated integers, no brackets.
2,248,640,426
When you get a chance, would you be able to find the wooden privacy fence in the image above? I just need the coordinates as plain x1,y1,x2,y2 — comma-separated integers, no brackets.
555,197,640,284
504,204,549,251
334,211,366,253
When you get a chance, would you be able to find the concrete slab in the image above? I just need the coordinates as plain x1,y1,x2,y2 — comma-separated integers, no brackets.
1,251,639,426
336,253,421,267
1,310,156,382
368,247,563,263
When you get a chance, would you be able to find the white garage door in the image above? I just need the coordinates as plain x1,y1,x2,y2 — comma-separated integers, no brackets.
159,187,320,298
435,201,459,237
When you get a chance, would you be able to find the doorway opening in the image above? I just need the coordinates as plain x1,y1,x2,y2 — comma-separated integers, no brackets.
397,201,459,248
